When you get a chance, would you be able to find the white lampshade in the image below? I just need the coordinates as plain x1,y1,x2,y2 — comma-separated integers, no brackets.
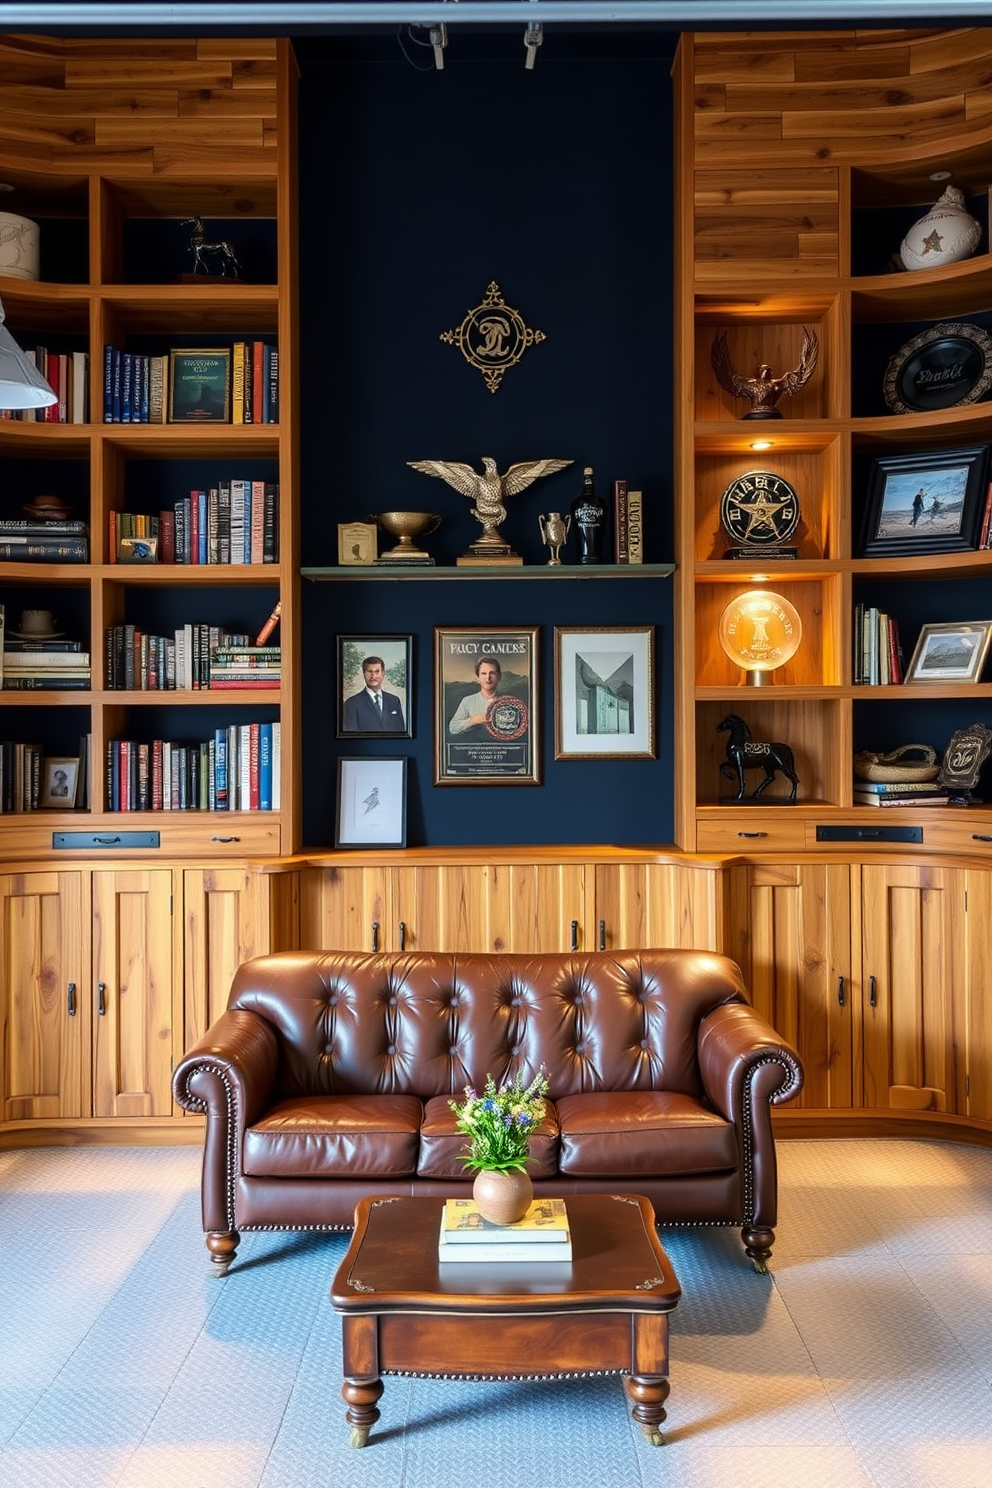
0,294,57,409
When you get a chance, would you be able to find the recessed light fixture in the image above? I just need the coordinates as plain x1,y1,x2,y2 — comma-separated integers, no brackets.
930,170,952,182
749,439,773,451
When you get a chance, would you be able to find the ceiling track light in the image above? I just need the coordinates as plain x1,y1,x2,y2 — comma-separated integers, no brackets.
524,21,543,69
429,22,448,69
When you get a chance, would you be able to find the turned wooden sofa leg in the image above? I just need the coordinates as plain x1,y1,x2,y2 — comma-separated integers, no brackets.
741,1225,774,1273
206,1230,240,1277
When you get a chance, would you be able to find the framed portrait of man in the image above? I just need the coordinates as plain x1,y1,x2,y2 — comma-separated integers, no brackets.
337,635,412,738
434,625,539,785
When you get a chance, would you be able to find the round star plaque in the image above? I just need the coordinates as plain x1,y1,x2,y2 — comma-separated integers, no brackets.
720,469,800,559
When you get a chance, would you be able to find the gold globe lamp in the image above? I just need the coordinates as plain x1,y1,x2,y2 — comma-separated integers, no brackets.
719,589,802,686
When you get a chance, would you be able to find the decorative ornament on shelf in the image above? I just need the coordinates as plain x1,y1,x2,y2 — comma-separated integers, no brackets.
538,510,571,565
718,588,803,685
371,511,440,565
720,469,800,559
899,184,982,272
439,280,546,393
408,455,572,565
711,327,818,419
853,744,940,784
718,713,800,803
449,1067,549,1226
180,215,240,278
936,724,992,804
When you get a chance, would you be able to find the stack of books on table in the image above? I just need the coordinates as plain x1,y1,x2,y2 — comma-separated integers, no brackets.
2,640,91,691
853,780,950,808
437,1198,572,1263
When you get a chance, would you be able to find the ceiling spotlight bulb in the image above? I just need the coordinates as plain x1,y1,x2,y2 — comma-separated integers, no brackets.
719,589,802,686
749,439,773,451
930,170,952,182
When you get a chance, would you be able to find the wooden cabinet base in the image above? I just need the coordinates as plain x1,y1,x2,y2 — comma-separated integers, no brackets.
0,1116,204,1150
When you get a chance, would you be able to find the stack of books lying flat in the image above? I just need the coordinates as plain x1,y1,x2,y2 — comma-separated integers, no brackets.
437,1197,572,1263
853,780,950,808
2,640,91,691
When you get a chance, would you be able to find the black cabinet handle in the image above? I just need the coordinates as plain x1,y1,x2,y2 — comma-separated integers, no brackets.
211,836,240,843
398,921,406,951
98,982,106,1016
371,921,379,953
67,982,76,1016
94,836,122,845
599,919,606,951
570,920,578,952
738,830,767,838
869,975,877,1008
837,975,845,1008
971,834,992,843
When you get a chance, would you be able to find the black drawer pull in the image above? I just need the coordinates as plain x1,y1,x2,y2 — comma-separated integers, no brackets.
211,835,240,843
971,834,992,843
738,831,766,838
94,835,122,846
371,921,379,953
570,920,578,951
837,975,845,1008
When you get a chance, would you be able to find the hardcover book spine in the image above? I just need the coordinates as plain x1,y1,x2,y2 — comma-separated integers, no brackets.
266,345,279,423
626,489,643,564
232,341,246,424
250,480,265,564
613,478,629,563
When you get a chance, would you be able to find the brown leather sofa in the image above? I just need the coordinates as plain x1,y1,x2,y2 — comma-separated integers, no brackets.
173,948,803,1275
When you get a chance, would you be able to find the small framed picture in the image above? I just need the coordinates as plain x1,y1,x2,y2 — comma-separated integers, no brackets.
905,620,992,684
860,445,990,557
338,636,412,738
434,625,539,786
335,756,407,848
338,522,378,566
168,348,231,423
41,756,80,808
554,625,656,759
117,535,158,564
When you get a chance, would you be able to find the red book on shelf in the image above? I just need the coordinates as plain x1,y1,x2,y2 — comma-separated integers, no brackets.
888,617,903,684
158,509,176,564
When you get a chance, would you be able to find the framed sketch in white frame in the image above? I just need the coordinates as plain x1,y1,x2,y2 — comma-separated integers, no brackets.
335,756,408,848
554,625,655,759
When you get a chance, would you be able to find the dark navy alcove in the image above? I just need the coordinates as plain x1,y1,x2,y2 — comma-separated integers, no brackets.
297,33,676,849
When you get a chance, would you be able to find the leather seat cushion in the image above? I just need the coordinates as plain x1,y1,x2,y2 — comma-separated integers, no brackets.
417,1096,560,1180
243,1094,423,1178
556,1092,738,1177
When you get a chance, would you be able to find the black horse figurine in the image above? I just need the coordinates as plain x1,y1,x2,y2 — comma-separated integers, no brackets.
181,216,240,278
718,714,799,802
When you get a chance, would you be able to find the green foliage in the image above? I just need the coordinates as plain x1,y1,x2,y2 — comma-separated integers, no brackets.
449,1067,549,1174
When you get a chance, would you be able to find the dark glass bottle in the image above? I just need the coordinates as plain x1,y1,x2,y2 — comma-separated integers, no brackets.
570,466,606,564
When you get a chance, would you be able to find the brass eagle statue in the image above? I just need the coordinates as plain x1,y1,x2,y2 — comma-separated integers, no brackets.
711,327,819,419
408,455,573,560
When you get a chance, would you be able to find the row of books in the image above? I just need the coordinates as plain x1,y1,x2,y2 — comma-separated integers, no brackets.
437,1198,572,1264
0,741,43,812
0,516,89,564
0,349,89,423
853,779,953,808
101,343,278,424
104,624,280,691
612,481,644,564
108,481,279,566
106,722,280,812
0,736,90,813
853,605,904,686
232,340,279,424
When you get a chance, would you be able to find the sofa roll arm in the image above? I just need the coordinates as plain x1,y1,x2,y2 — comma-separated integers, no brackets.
697,1002,804,1123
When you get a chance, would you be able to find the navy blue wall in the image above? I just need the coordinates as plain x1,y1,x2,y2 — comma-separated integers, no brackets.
297,33,677,848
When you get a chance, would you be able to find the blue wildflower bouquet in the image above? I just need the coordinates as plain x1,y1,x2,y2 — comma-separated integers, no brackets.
449,1067,550,1174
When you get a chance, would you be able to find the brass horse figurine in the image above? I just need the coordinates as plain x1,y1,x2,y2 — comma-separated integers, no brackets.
181,216,240,278
718,714,799,801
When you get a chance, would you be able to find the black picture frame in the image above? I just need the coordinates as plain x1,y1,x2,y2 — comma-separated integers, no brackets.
860,445,990,557
337,635,413,739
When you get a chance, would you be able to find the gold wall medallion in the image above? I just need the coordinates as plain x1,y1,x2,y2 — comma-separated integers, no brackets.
439,281,546,393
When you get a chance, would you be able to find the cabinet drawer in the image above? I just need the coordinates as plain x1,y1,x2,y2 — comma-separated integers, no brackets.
695,817,808,852
908,818,992,856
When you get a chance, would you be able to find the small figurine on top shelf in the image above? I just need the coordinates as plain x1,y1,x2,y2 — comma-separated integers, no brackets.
181,216,241,278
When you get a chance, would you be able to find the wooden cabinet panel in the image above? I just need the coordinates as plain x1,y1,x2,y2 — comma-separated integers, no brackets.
0,871,89,1122
594,862,721,953
92,869,177,1119
963,869,992,1123
300,865,390,953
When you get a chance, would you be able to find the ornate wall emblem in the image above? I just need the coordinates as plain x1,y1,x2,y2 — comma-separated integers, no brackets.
440,281,546,393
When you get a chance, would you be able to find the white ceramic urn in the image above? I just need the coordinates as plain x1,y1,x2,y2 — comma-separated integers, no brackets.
899,184,982,272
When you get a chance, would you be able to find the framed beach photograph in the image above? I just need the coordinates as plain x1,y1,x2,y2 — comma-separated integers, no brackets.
860,445,990,557
335,757,407,848
904,620,992,684
168,348,231,423
41,756,79,809
554,625,656,760
434,625,539,785
337,635,412,738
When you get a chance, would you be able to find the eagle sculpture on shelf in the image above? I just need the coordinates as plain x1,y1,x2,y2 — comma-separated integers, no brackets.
407,456,573,555
711,326,819,419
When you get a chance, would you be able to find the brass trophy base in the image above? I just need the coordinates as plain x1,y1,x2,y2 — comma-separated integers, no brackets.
457,552,524,566
377,551,435,565
725,547,798,561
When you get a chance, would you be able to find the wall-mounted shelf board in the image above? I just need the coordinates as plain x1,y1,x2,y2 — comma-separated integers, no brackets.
302,563,676,582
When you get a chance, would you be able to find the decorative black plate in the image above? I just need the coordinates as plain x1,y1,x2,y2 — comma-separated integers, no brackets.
883,320,992,415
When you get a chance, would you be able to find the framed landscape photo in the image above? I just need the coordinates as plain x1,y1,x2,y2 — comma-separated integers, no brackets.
434,625,539,785
905,620,992,684
860,445,990,557
337,635,412,738
41,756,79,808
554,625,656,760
168,348,231,423
335,757,407,848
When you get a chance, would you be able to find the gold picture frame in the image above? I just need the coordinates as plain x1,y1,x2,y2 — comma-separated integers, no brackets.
904,620,992,684
434,625,539,785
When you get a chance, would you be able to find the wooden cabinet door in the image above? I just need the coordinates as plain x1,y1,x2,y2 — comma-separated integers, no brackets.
859,863,965,1114
0,870,89,1122
91,869,177,1119
299,865,391,953
725,862,854,1110
593,862,721,953
962,867,992,1122
182,865,288,1046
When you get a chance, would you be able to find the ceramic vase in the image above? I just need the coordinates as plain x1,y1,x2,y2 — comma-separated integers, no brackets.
899,184,982,272
472,1168,533,1226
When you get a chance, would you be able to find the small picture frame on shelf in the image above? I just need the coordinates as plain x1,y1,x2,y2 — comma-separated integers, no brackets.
117,535,158,564
434,626,539,786
41,757,80,809
338,635,412,738
554,625,656,760
859,445,990,557
168,348,231,423
905,620,992,684
337,522,378,566
335,756,407,848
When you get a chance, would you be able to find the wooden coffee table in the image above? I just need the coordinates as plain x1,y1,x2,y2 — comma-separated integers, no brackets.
330,1192,681,1447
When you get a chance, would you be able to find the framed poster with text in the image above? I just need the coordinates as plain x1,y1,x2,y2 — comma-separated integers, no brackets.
434,625,539,785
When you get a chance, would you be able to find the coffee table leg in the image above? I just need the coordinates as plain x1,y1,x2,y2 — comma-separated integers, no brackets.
342,1378,383,1448
624,1375,670,1445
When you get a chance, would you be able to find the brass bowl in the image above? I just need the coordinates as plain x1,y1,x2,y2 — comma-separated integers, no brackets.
374,511,441,558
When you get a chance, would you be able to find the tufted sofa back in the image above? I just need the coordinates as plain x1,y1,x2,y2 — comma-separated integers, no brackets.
227,949,749,1104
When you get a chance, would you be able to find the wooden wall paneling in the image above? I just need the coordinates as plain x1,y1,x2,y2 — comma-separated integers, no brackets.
964,869,992,1121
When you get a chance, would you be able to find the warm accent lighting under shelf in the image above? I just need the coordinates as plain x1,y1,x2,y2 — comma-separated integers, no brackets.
718,589,802,686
